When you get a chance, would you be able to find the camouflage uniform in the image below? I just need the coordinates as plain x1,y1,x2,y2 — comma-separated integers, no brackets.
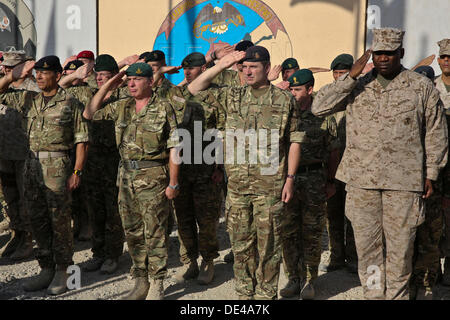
67,85,128,260
282,106,338,282
92,94,179,280
312,62,448,299
202,84,304,299
163,85,225,265
85,72,98,89
325,111,357,267
0,87,90,269
212,69,241,87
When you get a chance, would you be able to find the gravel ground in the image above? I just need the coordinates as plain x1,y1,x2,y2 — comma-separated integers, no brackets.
1,216,450,301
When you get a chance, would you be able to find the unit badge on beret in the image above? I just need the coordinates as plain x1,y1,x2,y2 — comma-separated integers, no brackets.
43,62,49,68
136,68,142,74
254,53,260,59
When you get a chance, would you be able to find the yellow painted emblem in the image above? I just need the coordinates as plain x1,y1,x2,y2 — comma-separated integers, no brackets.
43,62,49,68
70,63,76,69
293,76,298,84
136,68,143,74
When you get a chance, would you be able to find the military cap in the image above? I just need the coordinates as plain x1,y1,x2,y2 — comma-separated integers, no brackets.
126,62,153,77
146,50,165,62
235,40,254,52
95,54,119,73
63,59,84,71
372,28,405,52
288,69,314,87
1,50,32,67
330,53,354,70
243,46,270,63
77,50,95,60
182,52,206,68
34,55,63,73
139,52,152,61
282,58,299,71
414,66,435,81
438,39,450,56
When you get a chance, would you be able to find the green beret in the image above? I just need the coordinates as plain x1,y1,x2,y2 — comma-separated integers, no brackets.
95,54,119,73
281,58,299,70
243,46,270,63
182,52,206,68
330,54,354,70
126,63,153,77
288,69,314,87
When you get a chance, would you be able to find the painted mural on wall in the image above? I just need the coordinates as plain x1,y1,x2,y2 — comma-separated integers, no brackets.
154,0,292,84
0,0,36,57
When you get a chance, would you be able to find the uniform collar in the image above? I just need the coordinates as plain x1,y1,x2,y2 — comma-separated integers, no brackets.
363,66,410,91
34,86,67,110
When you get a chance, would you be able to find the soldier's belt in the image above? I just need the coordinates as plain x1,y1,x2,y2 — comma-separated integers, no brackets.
297,162,324,174
119,159,167,170
30,151,69,159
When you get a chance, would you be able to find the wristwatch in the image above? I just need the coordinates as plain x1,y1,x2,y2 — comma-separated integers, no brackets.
73,169,83,177
168,184,180,190
287,174,296,180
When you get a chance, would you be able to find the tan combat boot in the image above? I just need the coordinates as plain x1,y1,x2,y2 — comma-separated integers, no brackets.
47,267,69,295
146,279,164,300
122,277,150,300
174,260,199,283
10,231,33,261
23,268,55,292
442,257,450,286
197,260,214,285
280,278,301,298
300,280,315,300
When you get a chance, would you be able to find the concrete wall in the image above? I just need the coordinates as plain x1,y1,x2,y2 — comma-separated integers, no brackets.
0,0,97,61
98,0,367,88
367,0,450,75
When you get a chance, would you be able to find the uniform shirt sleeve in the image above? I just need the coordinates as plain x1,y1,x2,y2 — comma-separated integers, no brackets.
325,114,340,151
0,90,30,113
92,99,120,121
287,96,305,143
311,73,358,117
424,84,449,180
165,102,181,149
72,99,90,144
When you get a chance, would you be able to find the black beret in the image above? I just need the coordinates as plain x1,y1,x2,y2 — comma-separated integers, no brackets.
243,46,270,63
63,59,84,71
95,54,119,73
145,50,165,62
182,52,206,68
235,40,254,52
34,55,63,73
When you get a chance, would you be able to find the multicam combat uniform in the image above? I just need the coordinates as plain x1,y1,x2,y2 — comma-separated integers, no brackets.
202,84,304,299
0,87,90,270
312,68,448,300
92,94,179,280
282,105,338,283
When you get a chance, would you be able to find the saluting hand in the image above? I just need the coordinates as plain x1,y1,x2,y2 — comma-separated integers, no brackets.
218,51,246,70
12,60,35,81
74,61,94,80
349,49,372,79
215,44,234,60
268,65,282,81
105,70,127,91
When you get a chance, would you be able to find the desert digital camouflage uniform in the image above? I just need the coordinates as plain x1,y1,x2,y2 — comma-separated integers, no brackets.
92,94,179,280
440,104,450,283
282,105,338,283
435,76,450,110
312,66,448,299
201,84,304,299
0,87,90,269
67,85,128,259
325,110,357,268
160,85,225,265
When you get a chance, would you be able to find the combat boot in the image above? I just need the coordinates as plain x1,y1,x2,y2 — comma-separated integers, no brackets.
300,280,315,300
23,268,55,292
174,260,199,283
122,277,150,300
318,258,345,273
10,231,33,261
146,279,164,300
82,257,104,272
0,230,22,257
100,258,119,274
345,260,358,274
224,250,234,264
47,268,69,295
197,260,214,285
442,257,450,286
280,278,301,298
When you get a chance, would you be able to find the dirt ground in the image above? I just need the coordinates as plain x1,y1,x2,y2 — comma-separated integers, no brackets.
1,215,450,301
